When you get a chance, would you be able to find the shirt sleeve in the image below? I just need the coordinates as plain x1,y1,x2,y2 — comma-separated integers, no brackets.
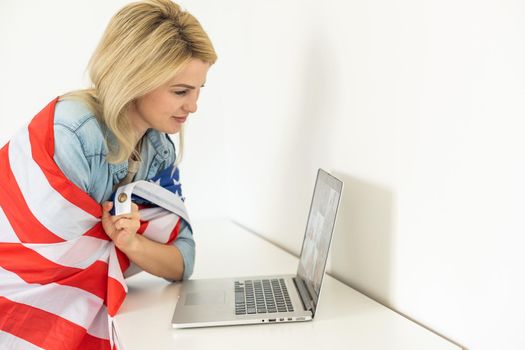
53,124,91,193
172,219,195,280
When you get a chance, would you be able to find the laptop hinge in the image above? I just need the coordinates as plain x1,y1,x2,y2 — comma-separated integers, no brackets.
293,277,314,312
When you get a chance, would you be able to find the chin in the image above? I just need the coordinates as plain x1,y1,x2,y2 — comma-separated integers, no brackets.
165,127,182,135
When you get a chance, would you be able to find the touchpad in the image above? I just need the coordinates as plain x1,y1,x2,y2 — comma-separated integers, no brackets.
185,290,226,306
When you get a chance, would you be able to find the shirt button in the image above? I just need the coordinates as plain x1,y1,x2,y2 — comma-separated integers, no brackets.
153,161,158,166
163,150,168,155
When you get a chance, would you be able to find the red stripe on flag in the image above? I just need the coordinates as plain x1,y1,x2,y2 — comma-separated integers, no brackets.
115,248,130,274
138,219,149,234
168,219,182,243
27,98,102,219
106,277,126,317
85,222,111,241
78,331,112,350
0,296,110,350
0,142,64,244
0,243,108,300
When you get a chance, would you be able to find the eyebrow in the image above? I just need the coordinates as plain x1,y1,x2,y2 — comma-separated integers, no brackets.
170,82,206,89
170,84,195,90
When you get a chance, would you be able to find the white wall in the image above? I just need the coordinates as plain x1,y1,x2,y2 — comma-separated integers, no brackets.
198,1,525,349
2,1,525,349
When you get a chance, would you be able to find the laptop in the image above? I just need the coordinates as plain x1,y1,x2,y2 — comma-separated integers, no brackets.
171,168,343,328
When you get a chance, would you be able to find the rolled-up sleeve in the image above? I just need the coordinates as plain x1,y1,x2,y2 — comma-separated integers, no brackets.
172,219,195,280
53,124,91,193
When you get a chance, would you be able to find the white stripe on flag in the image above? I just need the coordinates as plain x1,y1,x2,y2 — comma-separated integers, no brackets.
8,127,99,240
108,245,127,294
0,205,19,243
141,208,178,243
23,236,110,269
87,302,111,341
0,330,45,350
0,266,107,339
140,206,169,221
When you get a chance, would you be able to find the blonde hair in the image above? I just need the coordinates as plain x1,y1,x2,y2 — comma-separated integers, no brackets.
61,0,217,164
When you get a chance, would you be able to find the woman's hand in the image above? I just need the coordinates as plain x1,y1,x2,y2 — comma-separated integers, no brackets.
100,201,185,280
101,201,141,253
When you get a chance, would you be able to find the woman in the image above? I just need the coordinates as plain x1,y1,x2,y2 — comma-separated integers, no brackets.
61,0,216,280
0,0,217,348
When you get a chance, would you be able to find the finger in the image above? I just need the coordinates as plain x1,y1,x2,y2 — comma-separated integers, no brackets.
114,218,129,231
130,203,140,220
111,210,140,223
110,213,133,224
109,228,123,245
101,201,113,219
114,217,140,232
115,217,140,230
101,203,115,234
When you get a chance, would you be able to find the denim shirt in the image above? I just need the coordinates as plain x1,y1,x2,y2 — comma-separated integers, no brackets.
52,98,194,280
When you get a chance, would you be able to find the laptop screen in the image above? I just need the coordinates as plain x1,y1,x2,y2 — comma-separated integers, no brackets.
296,169,343,315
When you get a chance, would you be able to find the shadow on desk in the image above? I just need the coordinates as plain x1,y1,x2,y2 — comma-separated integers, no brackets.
329,172,395,307
119,278,180,314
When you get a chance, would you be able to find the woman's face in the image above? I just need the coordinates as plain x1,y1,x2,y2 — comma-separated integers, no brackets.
128,58,210,136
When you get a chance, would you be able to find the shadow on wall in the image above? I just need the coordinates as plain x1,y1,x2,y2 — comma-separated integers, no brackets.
274,27,396,308
330,171,396,308
281,29,341,173
265,29,342,250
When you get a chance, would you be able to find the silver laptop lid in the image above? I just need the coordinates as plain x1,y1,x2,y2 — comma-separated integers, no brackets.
296,169,343,316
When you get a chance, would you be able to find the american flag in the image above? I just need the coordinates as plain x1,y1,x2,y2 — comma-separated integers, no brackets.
0,98,186,349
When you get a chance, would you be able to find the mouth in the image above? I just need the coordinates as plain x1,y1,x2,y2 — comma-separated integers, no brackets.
172,115,188,123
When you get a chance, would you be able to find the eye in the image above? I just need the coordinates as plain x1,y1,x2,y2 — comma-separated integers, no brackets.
173,90,189,96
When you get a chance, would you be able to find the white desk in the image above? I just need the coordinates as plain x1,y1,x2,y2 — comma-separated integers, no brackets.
114,220,461,350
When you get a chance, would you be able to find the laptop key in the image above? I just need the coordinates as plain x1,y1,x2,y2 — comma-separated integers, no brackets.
235,291,244,300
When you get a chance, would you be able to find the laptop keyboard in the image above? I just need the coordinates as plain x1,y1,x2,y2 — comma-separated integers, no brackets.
234,278,294,315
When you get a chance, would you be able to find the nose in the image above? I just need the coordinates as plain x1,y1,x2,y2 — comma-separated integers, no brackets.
183,93,198,114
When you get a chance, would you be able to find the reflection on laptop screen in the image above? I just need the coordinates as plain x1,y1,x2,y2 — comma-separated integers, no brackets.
296,169,342,312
